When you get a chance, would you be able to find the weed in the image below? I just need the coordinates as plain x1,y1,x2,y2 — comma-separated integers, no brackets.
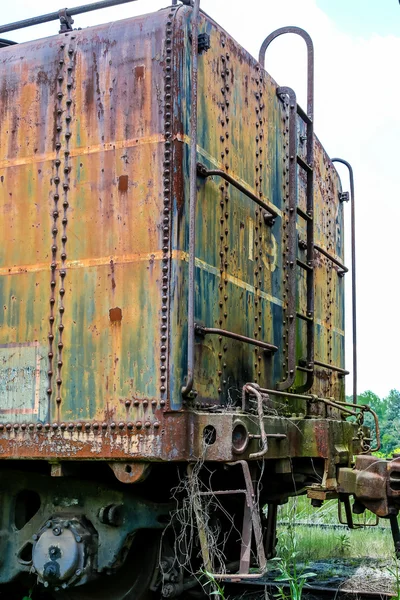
201,569,226,599
336,532,351,556
386,557,400,600
273,506,316,600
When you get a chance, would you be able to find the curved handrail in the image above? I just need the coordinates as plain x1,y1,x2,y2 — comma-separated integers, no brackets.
332,158,357,405
258,26,314,121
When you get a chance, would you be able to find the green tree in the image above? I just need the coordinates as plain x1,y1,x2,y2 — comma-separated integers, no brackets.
346,390,400,456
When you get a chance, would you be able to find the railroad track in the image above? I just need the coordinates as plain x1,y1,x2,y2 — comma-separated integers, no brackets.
228,584,395,600
225,579,396,600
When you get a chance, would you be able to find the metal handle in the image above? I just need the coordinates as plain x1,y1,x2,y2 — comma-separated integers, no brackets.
314,244,348,275
181,0,200,398
197,163,278,223
332,158,357,405
195,324,278,353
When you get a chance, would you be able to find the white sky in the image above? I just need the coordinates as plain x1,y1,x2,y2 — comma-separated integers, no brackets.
2,0,400,398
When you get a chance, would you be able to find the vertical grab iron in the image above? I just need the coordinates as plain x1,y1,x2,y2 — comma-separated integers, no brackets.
332,158,357,404
259,27,315,392
182,0,200,398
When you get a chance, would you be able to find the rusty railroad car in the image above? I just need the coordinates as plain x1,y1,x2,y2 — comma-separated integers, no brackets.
0,1,399,598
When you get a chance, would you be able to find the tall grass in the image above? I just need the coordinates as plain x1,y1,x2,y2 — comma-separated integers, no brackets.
277,496,393,561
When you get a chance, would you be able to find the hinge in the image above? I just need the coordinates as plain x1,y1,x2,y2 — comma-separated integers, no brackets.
339,191,350,203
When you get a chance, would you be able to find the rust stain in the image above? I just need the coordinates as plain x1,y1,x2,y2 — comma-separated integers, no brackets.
110,259,116,290
109,307,122,322
118,174,128,192
134,65,145,80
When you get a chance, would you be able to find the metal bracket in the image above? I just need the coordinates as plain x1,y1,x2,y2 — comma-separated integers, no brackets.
339,191,350,203
197,32,210,53
58,8,74,33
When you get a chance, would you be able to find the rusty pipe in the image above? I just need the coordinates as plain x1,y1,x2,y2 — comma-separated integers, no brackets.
243,384,269,459
181,0,200,397
0,0,144,35
332,158,357,405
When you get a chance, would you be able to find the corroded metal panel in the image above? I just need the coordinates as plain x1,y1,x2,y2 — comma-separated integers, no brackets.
0,5,347,460
170,7,286,408
170,8,346,410
0,9,175,457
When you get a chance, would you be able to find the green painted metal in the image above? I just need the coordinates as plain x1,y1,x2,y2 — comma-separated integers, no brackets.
0,5,347,461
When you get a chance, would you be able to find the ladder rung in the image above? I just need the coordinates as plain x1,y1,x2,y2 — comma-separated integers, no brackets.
297,206,313,222
297,154,313,173
297,104,312,125
296,258,313,272
296,312,313,323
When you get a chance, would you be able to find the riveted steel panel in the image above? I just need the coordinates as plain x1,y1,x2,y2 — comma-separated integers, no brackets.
0,8,176,458
0,5,347,461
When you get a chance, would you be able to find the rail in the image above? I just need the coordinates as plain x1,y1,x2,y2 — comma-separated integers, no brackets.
196,163,278,224
276,86,298,391
181,0,200,398
332,158,357,404
256,385,380,453
195,325,278,353
0,0,147,34
314,243,348,275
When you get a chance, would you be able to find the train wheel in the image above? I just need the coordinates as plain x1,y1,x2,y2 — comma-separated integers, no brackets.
54,531,160,600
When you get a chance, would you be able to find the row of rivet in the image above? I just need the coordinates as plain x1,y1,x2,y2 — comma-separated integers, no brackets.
0,421,161,432
217,43,231,396
48,35,75,410
48,39,69,406
253,66,266,383
160,6,178,398
59,35,74,407
124,398,165,408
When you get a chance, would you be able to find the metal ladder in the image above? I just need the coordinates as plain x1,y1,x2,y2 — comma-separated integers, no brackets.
259,27,315,392
188,460,266,580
